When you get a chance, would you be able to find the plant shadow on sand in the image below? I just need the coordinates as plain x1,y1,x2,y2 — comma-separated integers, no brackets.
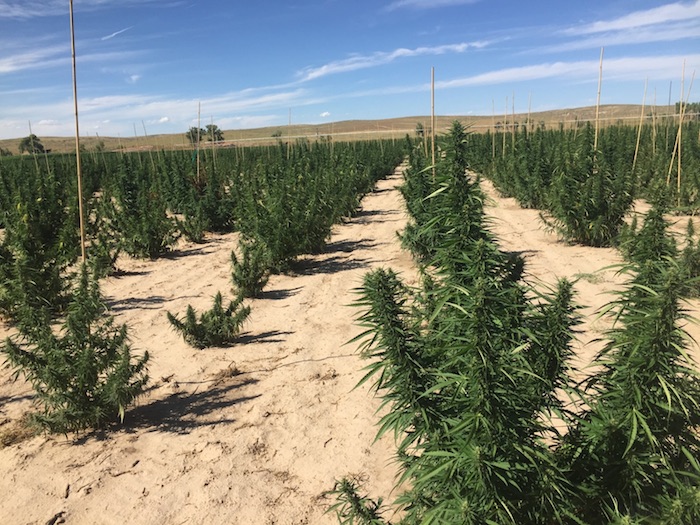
256,287,302,301
236,330,292,345
109,376,261,437
107,295,171,312
351,208,400,225
290,238,378,276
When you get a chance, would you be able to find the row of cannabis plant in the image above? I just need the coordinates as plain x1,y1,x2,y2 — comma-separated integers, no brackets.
465,119,700,247
332,122,700,524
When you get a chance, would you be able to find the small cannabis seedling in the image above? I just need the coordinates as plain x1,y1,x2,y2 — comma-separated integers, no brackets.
167,292,251,349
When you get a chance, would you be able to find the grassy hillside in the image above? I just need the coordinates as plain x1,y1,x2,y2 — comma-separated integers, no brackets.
0,104,675,155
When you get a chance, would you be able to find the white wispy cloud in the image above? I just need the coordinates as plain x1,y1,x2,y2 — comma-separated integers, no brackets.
101,26,134,41
548,20,700,52
439,54,700,88
563,0,700,35
0,45,68,73
385,0,480,12
0,87,312,139
329,53,700,102
297,41,489,82
0,0,183,19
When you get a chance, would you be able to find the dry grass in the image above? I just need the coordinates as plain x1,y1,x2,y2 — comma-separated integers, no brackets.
0,104,673,155
0,414,37,448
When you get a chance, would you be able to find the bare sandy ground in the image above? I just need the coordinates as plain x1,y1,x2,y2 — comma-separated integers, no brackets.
1,166,699,524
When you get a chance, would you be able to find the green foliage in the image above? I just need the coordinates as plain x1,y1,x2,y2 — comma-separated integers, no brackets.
167,292,251,349
339,124,700,524
103,157,179,259
0,165,78,319
205,124,224,142
560,262,700,523
231,236,272,298
185,127,207,145
545,124,634,246
1,265,149,433
326,477,388,525
347,124,582,524
18,134,44,155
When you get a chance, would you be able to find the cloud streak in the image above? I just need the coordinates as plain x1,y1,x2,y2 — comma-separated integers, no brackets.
0,45,67,73
384,0,479,12
101,26,134,41
0,0,182,19
297,41,489,82
563,0,700,35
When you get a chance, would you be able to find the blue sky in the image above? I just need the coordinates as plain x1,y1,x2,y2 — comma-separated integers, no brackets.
0,0,699,140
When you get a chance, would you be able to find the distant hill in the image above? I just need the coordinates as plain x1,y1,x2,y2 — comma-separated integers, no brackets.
0,104,676,155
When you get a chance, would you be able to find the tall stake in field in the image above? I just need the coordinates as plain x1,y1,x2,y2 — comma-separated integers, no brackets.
503,96,507,156
196,102,201,184
594,47,604,155
666,65,695,202
491,98,496,159
632,78,648,172
431,67,436,181
69,0,87,263
511,90,515,154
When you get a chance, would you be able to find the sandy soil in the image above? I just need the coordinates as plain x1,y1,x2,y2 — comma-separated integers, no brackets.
1,165,699,524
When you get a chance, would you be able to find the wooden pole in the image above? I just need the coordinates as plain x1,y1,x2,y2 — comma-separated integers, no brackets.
210,115,217,171
502,96,507,156
491,99,496,159
287,107,292,160
196,102,201,183
431,66,436,180
511,91,516,154
69,0,87,263
27,120,40,175
632,78,648,172
651,89,657,157
142,120,156,170
594,47,604,154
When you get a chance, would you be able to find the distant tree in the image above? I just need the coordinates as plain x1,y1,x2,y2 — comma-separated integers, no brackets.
185,127,207,145
0,147,12,157
415,122,425,137
271,130,283,138
205,124,224,142
18,134,45,155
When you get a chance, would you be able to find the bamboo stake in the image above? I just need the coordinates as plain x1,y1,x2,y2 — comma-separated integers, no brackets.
27,121,40,174
69,0,87,263
503,96,508,156
511,91,515,154
593,47,604,154
491,99,496,159
287,107,292,160
677,70,695,205
210,115,217,171
632,78,648,172
431,67,436,181
196,102,201,183
142,120,156,170
652,89,657,157
667,63,686,186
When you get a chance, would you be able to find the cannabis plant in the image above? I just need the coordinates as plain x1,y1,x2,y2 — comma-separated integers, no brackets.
326,477,388,525
561,261,700,523
167,292,251,349
1,265,149,433
231,236,272,298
